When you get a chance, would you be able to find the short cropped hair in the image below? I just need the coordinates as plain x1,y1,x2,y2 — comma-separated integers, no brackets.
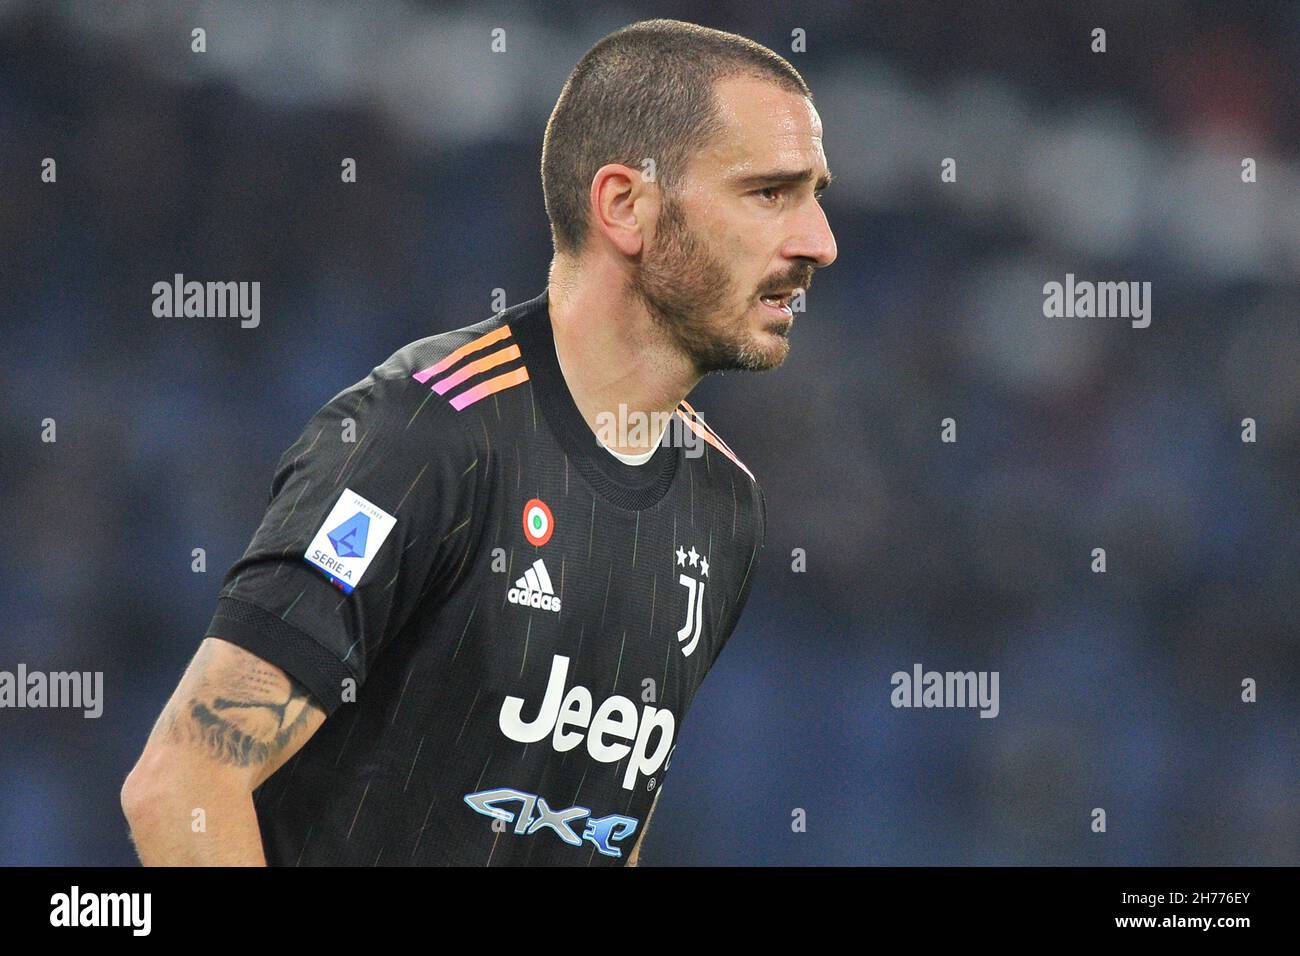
541,19,811,256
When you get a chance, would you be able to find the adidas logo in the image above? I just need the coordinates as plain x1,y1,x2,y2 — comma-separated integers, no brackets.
507,558,562,613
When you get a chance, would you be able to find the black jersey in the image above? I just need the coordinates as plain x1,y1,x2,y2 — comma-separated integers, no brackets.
204,288,766,865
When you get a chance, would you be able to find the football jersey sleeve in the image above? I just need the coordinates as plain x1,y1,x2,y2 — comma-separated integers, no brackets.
204,372,480,717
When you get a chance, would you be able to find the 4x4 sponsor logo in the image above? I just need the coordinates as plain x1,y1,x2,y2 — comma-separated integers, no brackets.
463,787,639,857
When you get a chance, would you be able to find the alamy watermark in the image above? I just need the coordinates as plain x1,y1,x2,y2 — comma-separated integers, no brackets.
152,273,260,328
1043,273,1151,328
0,664,103,718
50,886,150,935
595,404,706,459
891,663,999,718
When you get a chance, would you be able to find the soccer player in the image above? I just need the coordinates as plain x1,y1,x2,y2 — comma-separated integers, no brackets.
121,18,836,866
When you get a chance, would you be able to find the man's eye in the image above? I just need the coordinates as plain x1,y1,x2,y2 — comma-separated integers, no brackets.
756,187,782,203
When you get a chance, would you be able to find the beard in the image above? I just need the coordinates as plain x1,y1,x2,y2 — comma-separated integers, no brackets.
629,191,794,374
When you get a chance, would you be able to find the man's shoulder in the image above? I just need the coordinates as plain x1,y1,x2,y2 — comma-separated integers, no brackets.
323,310,518,426
375,311,514,401
675,397,759,487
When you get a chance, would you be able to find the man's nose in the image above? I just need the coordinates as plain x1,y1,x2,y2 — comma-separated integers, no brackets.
786,200,837,269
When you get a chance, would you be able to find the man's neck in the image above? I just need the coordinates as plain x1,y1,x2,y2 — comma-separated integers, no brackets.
547,258,699,458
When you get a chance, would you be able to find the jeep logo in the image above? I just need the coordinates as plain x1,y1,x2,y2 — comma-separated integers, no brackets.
498,654,675,790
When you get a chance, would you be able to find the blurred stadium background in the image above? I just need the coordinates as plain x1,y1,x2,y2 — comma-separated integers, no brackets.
1,0,1297,865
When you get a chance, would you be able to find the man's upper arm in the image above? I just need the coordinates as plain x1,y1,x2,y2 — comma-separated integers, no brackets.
138,636,327,791
203,370,480,718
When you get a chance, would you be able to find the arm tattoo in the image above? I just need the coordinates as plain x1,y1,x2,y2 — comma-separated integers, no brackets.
168,644,318,768
187,682,313,767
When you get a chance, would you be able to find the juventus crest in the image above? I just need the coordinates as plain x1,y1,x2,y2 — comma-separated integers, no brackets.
674,544,710,657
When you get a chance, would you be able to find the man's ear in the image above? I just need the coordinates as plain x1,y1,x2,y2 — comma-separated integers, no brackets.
589,163,653,257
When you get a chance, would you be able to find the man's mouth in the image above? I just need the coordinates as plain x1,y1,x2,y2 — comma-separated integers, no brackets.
758,291,794,316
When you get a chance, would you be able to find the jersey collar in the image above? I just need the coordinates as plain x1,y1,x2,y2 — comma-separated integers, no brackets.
508,289,680,511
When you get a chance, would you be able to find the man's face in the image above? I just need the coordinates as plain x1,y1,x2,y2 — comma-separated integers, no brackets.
630,74,837,373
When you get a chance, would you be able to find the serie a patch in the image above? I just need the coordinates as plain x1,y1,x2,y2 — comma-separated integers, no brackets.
303,488,397,593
